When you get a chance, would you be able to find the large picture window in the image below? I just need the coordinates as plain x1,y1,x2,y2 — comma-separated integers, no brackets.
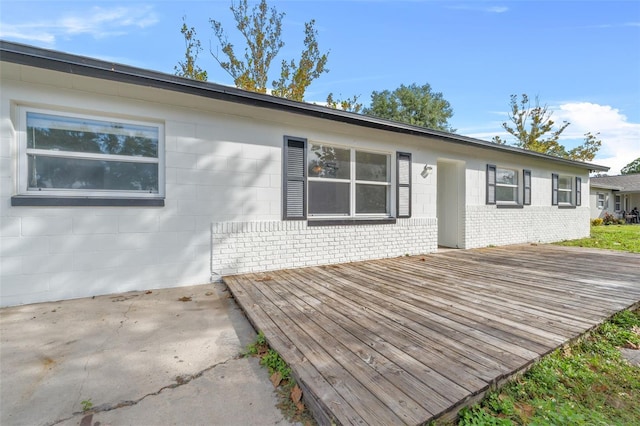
307,144,390,216
19,108,164,199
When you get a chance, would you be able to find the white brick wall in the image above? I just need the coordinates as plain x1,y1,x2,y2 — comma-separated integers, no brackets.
211,219,438,277
464,205,590,249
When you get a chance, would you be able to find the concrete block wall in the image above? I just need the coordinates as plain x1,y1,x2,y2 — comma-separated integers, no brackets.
1,62,436,306
211,218,438,276
0,64,285,306
1,59,598,307
465,206,590,249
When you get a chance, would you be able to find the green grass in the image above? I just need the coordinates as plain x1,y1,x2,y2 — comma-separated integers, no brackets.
454,309,640,426
555,224,640,253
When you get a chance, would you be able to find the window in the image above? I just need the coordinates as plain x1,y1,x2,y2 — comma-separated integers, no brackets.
486,165,524,205
496,168,518,203
283,136,404,221
552,174,579,206
307,143,390,216
558,175,573,204
18,107,164,200
597,193,605,209
615,194,621,211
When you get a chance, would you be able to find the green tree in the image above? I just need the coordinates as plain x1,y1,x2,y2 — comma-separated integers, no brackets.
492,94,601,162
271,20,329,101
567,131,602,163
209,0,328,101
175,17,208,81
325,93,363,113
362,83,455,132
621,157,640,175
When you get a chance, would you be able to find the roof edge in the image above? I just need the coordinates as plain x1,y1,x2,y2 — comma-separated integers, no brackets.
0,40,610,172
590,184,624,190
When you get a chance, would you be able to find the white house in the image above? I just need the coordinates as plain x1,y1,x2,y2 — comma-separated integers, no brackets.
590,174,640,219
0,41,609,307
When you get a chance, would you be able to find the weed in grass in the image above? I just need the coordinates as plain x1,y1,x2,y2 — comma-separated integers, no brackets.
260,349,292,381
80,399,93,412
458,405,512,425
245,330,268,356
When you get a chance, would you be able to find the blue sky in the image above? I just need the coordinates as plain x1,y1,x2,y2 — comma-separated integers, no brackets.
1,0,639,174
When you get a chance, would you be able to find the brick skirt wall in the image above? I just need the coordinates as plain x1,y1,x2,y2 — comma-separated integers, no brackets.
464,206,590,249
211,218,438,277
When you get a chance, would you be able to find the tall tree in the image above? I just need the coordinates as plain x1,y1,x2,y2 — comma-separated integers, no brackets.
209,0,328,101
325,93,363,113
175,17,208,82
271,20,328,101
567,131,602,163
363,83,455,132
621,157,640,175
492,94,601,162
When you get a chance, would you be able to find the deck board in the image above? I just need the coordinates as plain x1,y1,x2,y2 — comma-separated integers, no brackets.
224,244,640,425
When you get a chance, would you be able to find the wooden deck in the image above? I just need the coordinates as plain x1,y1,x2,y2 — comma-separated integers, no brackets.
224,245,640,425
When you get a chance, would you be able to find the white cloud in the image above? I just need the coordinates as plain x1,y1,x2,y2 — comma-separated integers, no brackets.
0,5,158,45
487,6,509,13
448,5,509,13
554,102,640,175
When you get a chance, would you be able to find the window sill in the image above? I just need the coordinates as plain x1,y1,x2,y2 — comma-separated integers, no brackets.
557,204,576,209
11,196,165,207
307,218,397,227
496,204,524,209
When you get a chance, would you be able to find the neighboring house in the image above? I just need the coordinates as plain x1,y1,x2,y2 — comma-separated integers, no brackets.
590,174,640,219
0,41,609,307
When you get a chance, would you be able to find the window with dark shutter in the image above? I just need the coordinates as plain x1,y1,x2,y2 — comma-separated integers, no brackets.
486,164,496,205
523,169,531,206
396,152,411,218
575,177,582,206
282,136,307,220
552,173,559,205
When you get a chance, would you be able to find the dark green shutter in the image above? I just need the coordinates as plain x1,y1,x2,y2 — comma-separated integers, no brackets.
486,164,496,205
396,152,412,218
552,173,559,205
523,169,531,205
282,136,307,220
576,177,582,206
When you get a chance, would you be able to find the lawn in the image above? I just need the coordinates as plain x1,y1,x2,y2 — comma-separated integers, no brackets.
555,224,640,253
448,225,640,426
454,309,640,426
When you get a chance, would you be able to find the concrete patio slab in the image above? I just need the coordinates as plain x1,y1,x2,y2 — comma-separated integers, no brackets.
0,284,294,426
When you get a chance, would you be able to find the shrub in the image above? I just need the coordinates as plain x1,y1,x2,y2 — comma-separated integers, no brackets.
591,218,604,226
602,212,617,225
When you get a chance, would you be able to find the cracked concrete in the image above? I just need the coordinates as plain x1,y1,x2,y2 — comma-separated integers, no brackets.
1,284,295,426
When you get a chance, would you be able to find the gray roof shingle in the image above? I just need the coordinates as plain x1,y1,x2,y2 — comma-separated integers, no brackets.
591,174,640,192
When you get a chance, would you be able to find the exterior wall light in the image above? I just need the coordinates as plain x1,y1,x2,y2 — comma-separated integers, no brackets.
420,165,433,178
